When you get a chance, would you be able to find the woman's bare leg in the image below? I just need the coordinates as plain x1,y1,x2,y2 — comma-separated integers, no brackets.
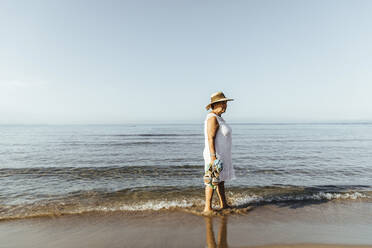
204,185,214,212
216,181,230,209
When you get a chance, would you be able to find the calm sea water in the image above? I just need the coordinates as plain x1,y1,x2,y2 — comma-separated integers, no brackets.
1,123,372,220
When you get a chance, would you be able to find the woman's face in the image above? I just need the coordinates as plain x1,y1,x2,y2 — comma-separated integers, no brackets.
214,101,227,114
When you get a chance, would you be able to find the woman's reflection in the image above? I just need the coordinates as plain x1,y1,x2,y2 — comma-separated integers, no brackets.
204,216,229,248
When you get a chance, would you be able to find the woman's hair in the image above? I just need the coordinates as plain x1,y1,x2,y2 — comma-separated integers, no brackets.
211,101,225,110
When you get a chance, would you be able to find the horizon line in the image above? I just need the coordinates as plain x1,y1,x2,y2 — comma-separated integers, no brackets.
1,121,372,126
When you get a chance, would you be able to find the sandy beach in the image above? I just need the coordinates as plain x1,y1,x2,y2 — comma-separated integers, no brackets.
1,201,371,248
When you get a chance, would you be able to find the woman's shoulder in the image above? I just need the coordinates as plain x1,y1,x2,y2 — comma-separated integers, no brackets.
205,112,219,120
203,114,215,125
205,113,222,128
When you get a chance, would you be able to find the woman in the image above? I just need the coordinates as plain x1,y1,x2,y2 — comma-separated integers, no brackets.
203,91,236,213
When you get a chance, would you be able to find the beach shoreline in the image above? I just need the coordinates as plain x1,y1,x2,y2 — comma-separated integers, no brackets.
1,201,371,248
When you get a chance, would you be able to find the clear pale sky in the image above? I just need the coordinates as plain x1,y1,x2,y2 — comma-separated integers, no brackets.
1,0,371,124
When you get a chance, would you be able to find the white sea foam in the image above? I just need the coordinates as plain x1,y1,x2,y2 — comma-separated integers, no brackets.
232,191,368,206
1,191,370,221
97,200,195,211
76,192,369,213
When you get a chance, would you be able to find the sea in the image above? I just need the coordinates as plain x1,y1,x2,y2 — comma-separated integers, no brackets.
1,123,372,220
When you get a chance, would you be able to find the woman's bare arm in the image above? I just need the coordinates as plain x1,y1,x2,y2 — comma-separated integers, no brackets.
207,116,219,163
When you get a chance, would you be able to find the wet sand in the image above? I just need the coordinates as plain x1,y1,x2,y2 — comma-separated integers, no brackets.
250,246,372,248
0,201,372,248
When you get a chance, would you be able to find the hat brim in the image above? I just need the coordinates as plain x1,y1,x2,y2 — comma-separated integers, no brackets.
205,98,234,110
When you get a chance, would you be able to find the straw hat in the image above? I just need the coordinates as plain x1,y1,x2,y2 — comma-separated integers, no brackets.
205,91,234,110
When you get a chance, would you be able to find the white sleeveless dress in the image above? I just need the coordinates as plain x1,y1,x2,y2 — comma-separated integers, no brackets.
203,113,236,182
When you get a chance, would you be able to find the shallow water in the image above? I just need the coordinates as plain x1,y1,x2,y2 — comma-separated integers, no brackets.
1,123,372,220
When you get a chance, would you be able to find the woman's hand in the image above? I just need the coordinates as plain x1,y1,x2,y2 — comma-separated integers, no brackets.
210,155,217,164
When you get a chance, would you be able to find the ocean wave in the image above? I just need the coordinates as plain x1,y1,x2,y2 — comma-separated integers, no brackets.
2,166,370,181
1,185,371,221
0,165,203,179
232,191,368,206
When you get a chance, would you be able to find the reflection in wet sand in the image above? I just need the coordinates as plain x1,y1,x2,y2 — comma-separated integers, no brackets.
205,216,229,248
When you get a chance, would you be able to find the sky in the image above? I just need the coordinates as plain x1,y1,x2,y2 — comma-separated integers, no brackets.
0,0,371,124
